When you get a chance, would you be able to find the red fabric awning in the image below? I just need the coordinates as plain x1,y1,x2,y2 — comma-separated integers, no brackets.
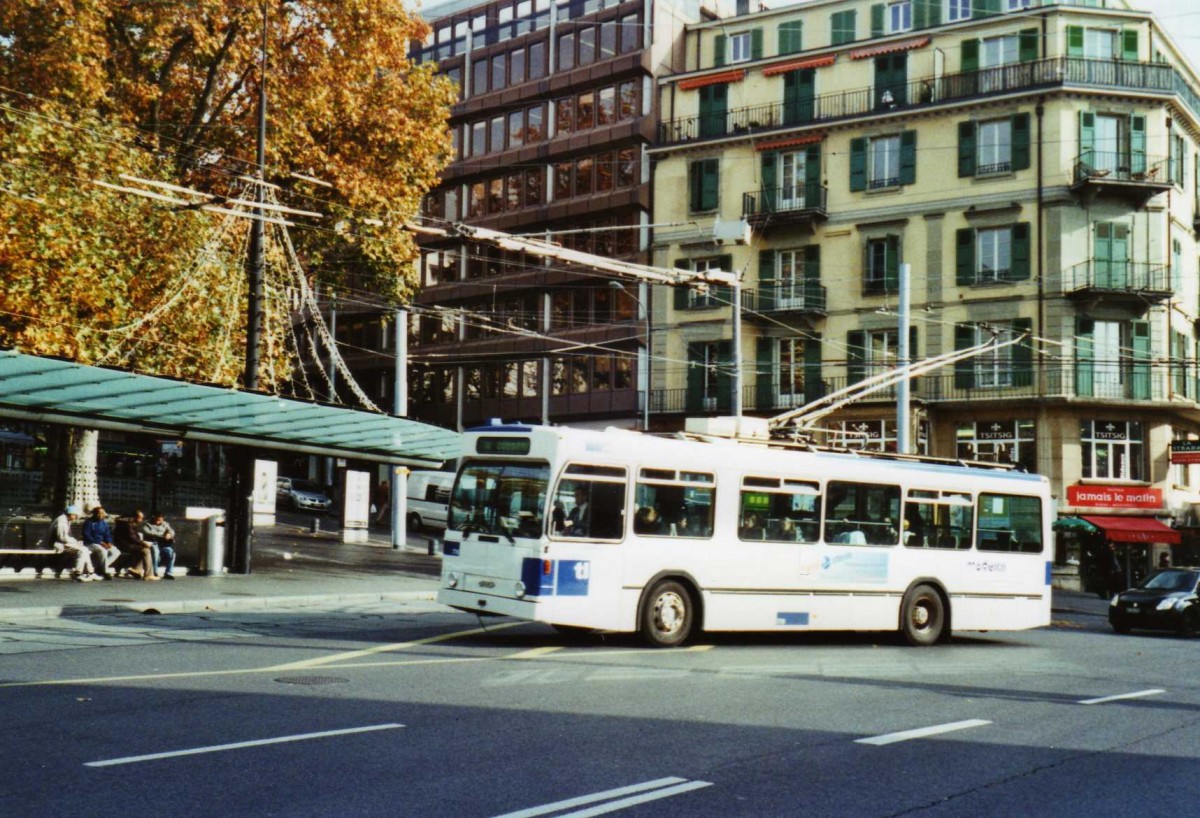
1081,516,1181,544
755,133,825,152
679,69,746,91
762,54,836,77
849,36,930,61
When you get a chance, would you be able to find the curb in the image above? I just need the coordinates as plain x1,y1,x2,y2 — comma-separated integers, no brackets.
0,590,437,621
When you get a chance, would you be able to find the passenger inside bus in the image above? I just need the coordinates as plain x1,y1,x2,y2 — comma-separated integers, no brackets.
564,486,590,536
634,506,663,535
739,513,765,540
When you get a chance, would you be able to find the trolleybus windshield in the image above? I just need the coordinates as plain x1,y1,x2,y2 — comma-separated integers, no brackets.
449,460,550,537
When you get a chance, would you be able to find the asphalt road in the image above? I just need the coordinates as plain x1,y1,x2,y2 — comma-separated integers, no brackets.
2,600,1197,817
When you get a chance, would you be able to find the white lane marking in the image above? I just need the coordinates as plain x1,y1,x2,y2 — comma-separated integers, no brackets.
489,777,691,818
557,781,714,818
1078,688,1166,706
856,719,992,746
84,723,403,767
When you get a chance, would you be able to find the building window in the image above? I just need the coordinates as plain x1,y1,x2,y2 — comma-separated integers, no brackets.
864,236,899,295
688,258,728,308
529,40,546,79
776,338,806,407
619,14,640,53
511,47,526,85
947,0,971,22
1084,29,1116,60
956,420,1036,473
1007,0,1031,9
888,1,912,34
558,32,575,71
1081,420,1145,481
870,135,901,188
981,34,1018,68
977,227,1012,282
729,32,751,63
978,119,1012,174
689,158,719,212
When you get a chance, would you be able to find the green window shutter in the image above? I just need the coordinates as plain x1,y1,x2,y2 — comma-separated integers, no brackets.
1121,29,1138,62
778,20,803,55
751,28,764,61
686,342,705,411
805,144,821,201
1079,111,1095,163
713,34,726,68
760,152,777,212
756,336,776,410
1011,222,1031,281
712,254,733,309
1067,26,1084,58
975,0,1000,18
1130,114,1146,175
803,335,824,401
803,244,821,282
884,235,900,292
698,83,728,138
870,4,884,38
913,0,927,30
716,340,733,412
847,330,866,385
1131,320,1151,399
758,249,776,312
850,137,867,192
899,130,917,185
831,10,856,46
1019,28,1039,63
1012,318,1033,387
784,68,815,124
1075,317,1094,398
956,228,976,285
958,121,977,177
914,0,940,30
700,158,719,211
962,39,979,73
1012,113,1031,171
674,260,691,310
954,325,975,389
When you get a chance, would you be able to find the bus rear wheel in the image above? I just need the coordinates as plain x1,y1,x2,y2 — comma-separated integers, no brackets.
641,580,693,648
901,584,945,647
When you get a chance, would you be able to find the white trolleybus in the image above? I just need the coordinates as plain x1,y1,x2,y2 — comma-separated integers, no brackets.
438,422,1053,647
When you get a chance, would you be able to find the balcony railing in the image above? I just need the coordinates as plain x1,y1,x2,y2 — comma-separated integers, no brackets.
659,57,1194,147
1072,151,1170,186
742,184,828,226
744,279,828,315
649,360,1195,415
1063,259,1173,296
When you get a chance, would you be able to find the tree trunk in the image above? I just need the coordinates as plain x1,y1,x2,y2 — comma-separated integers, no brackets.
65,429,101,511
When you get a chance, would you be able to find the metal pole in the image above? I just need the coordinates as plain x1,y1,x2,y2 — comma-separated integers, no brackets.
324,293,337,487
897,262,911,454
732,279,743,419
391,308,407,549
234,1,268,575
641,281,650,432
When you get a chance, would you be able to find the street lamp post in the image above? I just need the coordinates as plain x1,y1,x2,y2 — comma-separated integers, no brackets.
609,281,651,431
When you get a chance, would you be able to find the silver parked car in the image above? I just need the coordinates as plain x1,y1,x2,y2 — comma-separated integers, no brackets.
277,477,333,513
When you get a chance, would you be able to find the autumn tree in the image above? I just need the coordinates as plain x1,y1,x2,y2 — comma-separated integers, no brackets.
0,0,455,509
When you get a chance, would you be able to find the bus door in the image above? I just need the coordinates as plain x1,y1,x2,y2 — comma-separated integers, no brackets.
544,463,629,628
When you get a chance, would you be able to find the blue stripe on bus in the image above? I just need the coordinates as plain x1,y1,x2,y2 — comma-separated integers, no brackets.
442,540,460,556
1045,561,1053,586
555,560,590,596
521,558,547,597
777,612,810,626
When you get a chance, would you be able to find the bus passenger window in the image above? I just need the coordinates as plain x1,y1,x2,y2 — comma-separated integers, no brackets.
825,481,900,546
635,469,714,538
977,493,1042,553
904,491,972,550
740,478,820,543
552,464,627,541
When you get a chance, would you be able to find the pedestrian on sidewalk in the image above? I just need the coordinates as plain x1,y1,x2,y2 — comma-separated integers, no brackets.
39,504,99,581
373,480,391,525
82,506,120,579
142,510,177,579
114,510,159,581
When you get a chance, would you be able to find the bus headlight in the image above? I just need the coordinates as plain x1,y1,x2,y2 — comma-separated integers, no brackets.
446,572,460,589
514,581,526,599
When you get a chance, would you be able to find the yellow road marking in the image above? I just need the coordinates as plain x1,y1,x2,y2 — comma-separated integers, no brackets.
504,646,563,660
266,621,525,671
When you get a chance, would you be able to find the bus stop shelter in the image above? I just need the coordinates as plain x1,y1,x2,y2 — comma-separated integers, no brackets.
0,349,462,567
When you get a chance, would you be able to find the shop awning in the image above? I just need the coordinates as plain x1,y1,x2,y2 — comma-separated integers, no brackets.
849,36,930,60
755,133,825,152
0,349,461,467
1081,515,1181,544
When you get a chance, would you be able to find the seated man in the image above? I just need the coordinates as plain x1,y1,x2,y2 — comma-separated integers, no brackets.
563,486,590,537
82,506,120,578
114,510,159,581
40,504,99,581
142,511,177,579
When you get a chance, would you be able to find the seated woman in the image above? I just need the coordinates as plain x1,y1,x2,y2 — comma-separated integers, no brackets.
739,512,765,540
634,506,663,535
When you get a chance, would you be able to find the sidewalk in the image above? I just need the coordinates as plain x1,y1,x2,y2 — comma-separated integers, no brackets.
0,521,442,621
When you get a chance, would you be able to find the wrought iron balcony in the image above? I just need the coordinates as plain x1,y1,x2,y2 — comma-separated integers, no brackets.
744,279,827,316
742,184,828,229
1071,152,1172,205
1063,259,1173,301
658,56,1197,147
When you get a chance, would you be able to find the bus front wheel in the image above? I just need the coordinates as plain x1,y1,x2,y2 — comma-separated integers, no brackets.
901,584,945,647
641,580,693,648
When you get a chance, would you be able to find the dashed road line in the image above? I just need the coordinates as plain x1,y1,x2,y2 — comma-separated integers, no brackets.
856,719,992,746
1078,688,1166,705
85,723,403,767
489,776,712,818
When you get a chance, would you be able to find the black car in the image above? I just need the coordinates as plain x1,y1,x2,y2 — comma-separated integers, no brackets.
1109,568,1200,636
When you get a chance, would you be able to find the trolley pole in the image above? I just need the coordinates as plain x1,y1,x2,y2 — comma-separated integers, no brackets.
897,262,911,454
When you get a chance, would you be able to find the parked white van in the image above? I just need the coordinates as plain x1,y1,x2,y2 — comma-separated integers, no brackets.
407,470,453,531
